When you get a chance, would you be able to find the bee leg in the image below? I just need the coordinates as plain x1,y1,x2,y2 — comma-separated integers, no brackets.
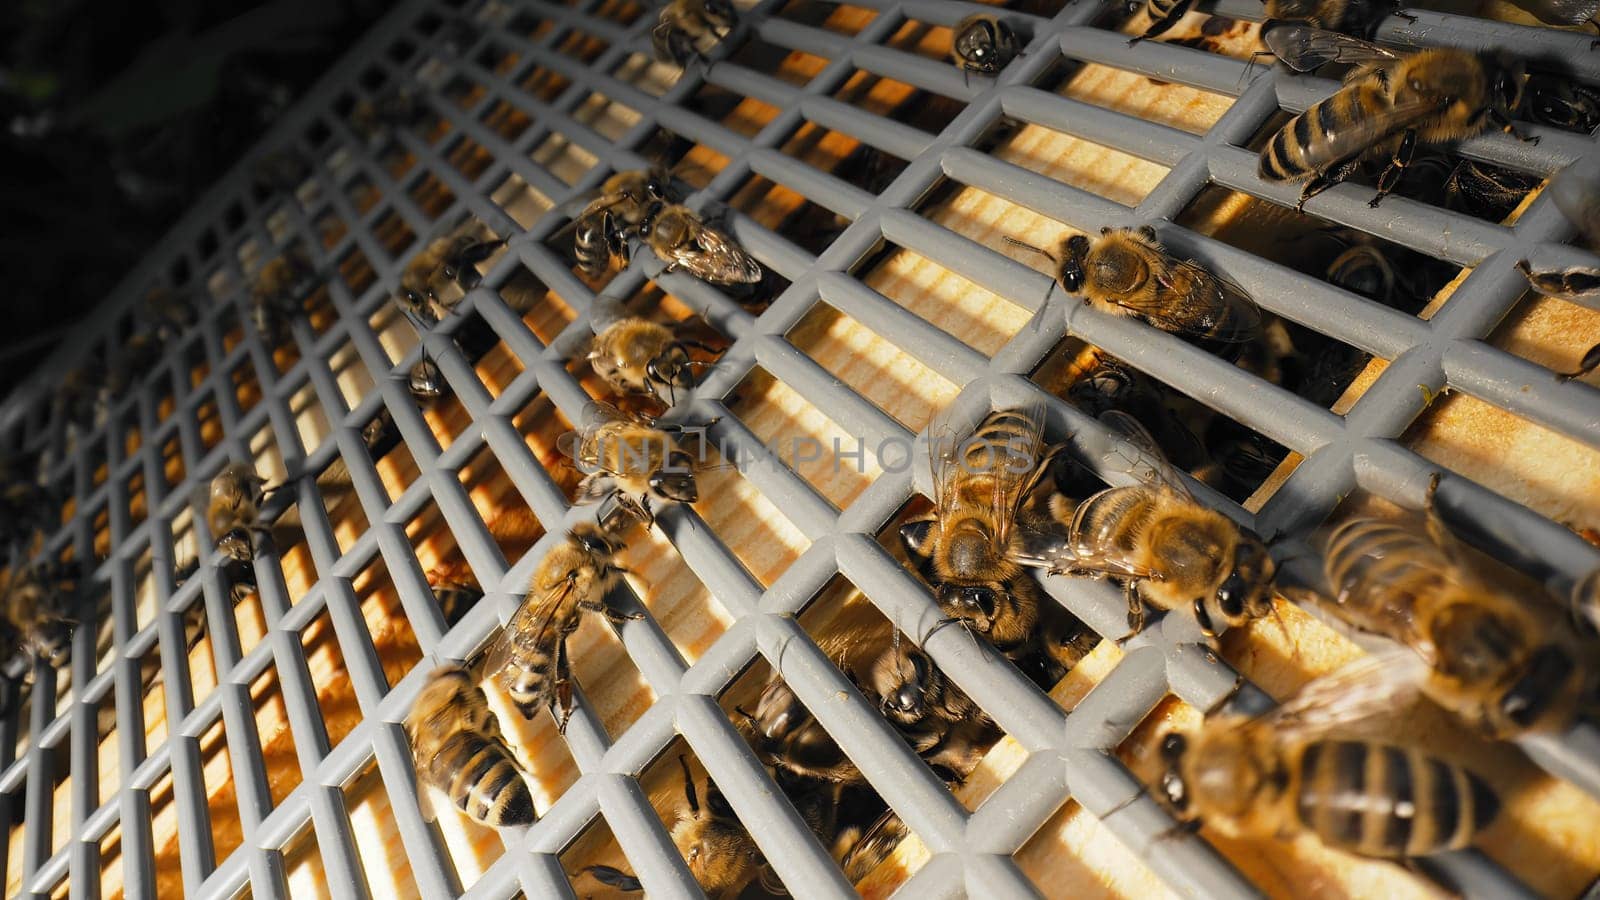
1490,109,1538,144
1558,341,1600,381
551,639,576,734
1369,129,1417,208
1295,159,1362,212
1124,580,1146,634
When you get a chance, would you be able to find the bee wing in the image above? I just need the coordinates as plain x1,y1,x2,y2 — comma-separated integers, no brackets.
1262,24,1400,73
1122,258,1262,343
1516,0,1600,24
1259,650,1431,741
1293,97,1443,177
1098,409,1196,501
483,577,577,691
669,223,764,284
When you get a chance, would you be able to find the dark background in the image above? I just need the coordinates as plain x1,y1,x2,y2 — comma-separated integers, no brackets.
0,0,389,388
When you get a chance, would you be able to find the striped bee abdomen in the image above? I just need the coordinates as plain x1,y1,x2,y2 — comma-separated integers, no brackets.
1322,518,1445,638
1297,740,1497,857
574,211,619,276
439,731,536,826
1259,84,1383,183
504,647,555,719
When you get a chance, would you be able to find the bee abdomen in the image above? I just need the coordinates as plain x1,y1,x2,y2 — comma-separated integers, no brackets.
441,732,536,826
505,649,554,718
1261,89,1361,182
1297,740,1497,857
574,218,614,276
1324,519,1445,627
961,409,1041,470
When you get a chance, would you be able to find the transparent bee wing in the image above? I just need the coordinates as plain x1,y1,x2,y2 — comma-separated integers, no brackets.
1258,649,1430,741
483,578,576,693
1261,23,1400,73
1295,96,1442,176
1098,409,1196,500
669,222,764,284
1058,485,1164,580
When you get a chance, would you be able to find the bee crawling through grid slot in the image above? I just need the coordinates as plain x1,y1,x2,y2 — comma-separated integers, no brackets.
4,0,1600,897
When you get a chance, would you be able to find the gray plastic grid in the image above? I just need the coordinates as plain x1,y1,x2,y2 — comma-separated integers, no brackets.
1,0,1598,897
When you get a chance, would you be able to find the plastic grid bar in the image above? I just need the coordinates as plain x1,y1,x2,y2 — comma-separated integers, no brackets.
1,0,1598,897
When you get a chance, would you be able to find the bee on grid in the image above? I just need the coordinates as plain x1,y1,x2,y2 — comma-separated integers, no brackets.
395,221,506,325
251,249,320,347
587,316,725,406
199,462,275,563
951,14,1020,82
405,665,536,827
484,523,642,730
1313,473,1600,738
653,0,738,69
1258,31,1533,210
636,202,763,286
900,404,1071,661
1047,411,1277,640
558,401,719,526
571,168,677,278
1157,655,1501,861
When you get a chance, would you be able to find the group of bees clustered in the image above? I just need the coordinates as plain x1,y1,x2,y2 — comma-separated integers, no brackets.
0,0,1596,892
407,0,1600,893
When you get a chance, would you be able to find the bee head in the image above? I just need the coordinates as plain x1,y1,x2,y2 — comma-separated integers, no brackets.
883,647,932,721
938,583,999,632
570,523,622,557
1491,56,1527,116
1158,731,1190,812
1060,235,1091,292
649,450,699,503
1498,644,1577,731
1210,535,1275,627
647,344,697,397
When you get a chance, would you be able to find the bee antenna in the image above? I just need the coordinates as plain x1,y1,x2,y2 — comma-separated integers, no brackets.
1003,235,1056,263
677,754,700,814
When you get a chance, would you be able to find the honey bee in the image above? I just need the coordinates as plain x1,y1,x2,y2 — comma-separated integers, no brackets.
1158,657,1501,859
637,203,763,285
1259,37,1529,210
1126,0,1198,44
1520,73,1600,133
1051,411,1276,638
203,463,270,562
1438,158,1540,222
252,251,318,345
485,524,640,728
951,14,1020,76
573,169,674,277
900,405,1064,658
406,351,449,403
1319,474,1598,737
1065,357,1211,477
1007,227,1261,346
0,560,75,669
396,230,506,324
559,402,705,525
587,317,721,405
653,0,737,68
745,675,859,784
404,665,536,827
